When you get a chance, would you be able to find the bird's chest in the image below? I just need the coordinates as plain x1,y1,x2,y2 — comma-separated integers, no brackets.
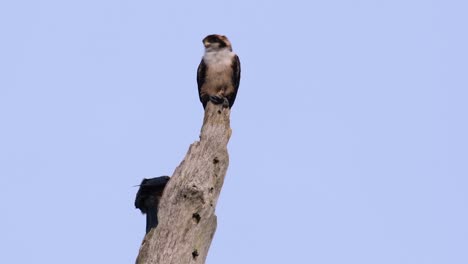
203,51,232,75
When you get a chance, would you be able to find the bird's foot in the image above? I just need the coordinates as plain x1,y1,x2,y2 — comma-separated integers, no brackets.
209,95,224,105
222,97,229,108
209,96,230,108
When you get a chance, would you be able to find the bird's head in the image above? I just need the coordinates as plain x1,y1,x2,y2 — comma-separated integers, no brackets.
203,34,232,52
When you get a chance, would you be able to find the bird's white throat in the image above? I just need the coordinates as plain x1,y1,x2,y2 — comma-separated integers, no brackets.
203,49,233,66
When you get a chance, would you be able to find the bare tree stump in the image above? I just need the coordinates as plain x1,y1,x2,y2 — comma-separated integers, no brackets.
136,102,232,264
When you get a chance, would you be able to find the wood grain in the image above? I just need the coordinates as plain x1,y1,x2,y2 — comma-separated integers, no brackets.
136,102,232,264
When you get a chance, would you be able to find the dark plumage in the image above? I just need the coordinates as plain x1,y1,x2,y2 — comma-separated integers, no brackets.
135,176,170,234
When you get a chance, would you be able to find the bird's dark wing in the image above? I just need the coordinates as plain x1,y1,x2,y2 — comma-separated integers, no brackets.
134,176,170,211
197,59,208,108
140,176,170,188
227,55,241,108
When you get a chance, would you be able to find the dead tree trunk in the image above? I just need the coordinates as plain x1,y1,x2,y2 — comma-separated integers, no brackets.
136,102,232,264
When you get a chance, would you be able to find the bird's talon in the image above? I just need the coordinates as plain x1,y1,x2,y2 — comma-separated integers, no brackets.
209,95,224,105
222,98,229,108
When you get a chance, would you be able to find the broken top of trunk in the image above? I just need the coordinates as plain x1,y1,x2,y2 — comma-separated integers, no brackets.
136,102,232,264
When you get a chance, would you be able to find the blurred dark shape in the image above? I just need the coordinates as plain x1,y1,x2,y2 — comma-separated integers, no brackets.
135,176,170,234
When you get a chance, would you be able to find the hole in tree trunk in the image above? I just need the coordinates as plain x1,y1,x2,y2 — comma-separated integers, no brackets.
192,213,201,223
192,250,199,260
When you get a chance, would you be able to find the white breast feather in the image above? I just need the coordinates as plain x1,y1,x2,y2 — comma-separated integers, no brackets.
203,49,233,68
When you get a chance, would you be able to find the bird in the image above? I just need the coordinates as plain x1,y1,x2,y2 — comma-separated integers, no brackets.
135,176,170,234
197,34,241,109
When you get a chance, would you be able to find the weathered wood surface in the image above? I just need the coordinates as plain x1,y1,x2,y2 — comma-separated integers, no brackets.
136,102,232,264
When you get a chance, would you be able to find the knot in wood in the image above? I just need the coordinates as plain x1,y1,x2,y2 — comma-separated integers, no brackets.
179,184,206,204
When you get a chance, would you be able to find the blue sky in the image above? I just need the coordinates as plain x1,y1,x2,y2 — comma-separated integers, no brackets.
1,0,467,263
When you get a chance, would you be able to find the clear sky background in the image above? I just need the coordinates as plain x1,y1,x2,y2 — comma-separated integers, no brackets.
1,0,467,263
